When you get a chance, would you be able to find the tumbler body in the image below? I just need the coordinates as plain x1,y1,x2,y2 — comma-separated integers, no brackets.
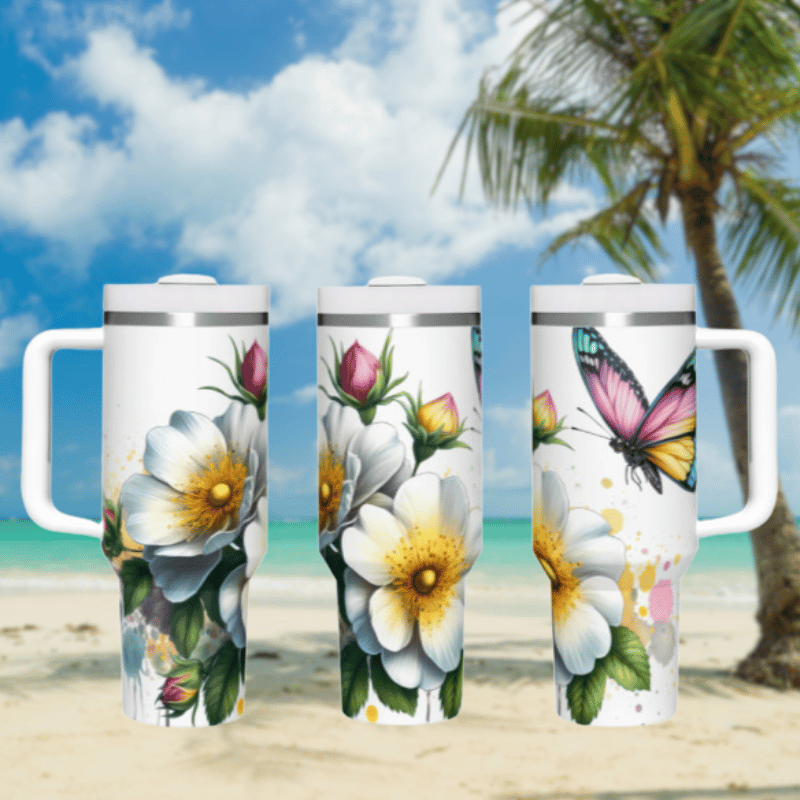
318,279,481,724
531,279,697,725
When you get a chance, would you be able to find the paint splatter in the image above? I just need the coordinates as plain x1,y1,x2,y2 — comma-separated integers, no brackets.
639,563,657,593
649,580,674,622
601,508,624,535
601,477,613,488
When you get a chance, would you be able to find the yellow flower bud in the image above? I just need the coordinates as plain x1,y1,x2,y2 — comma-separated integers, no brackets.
417,393,459,436
533,390,558,433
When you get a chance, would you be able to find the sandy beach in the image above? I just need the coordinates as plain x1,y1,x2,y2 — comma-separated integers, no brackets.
1,585,799,800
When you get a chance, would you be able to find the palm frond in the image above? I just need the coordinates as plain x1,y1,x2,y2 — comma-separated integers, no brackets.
725,172,800,330
540,178,663,279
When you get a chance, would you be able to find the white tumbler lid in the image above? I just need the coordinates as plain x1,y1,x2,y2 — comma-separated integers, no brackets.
531,274,695,319
318,276,480,316
104,274,270,315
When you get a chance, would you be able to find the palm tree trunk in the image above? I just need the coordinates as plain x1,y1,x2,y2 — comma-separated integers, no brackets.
680,188,800,688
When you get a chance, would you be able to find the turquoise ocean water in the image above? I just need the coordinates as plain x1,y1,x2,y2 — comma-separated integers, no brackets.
0,518,757,604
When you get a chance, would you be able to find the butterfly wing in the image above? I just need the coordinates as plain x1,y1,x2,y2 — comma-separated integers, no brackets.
573,327,649,441
471,325,482,401
633,350,697,491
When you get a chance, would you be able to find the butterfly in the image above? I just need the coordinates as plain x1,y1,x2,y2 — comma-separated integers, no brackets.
471,325,482,401
573,326,696,493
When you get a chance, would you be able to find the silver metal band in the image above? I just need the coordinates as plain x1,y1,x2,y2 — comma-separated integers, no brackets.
104,311,269,327
317,312,481,327
531,311,695,326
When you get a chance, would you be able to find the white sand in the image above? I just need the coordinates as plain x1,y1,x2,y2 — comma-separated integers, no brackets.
1,589,799,800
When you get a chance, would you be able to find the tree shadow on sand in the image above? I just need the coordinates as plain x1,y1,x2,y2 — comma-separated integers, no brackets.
496,787,800,800
0,630,781,704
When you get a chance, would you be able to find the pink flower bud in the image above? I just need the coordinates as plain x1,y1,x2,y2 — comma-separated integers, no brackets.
417,393,459,436
340,340,380,402
241,340,267,398
161,666,201,713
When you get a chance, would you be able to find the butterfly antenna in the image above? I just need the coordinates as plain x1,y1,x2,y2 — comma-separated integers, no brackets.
577,406,609,434
571,425,609,440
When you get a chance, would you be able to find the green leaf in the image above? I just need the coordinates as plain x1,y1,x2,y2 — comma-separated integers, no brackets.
340,641,369,718
203,641,241,725
120,559,153,615
101,498,124,559
370,655,418,716
197,385,247,403
566,661,607,725
601,626,651,691
439,652,463,719
321,544,350,626
207,356,241,395
198,545,248,628
170,596,205,659
231,336,243,385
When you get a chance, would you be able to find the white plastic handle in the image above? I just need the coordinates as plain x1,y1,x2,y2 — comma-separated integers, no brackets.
21,328,105,537
695,327,778,537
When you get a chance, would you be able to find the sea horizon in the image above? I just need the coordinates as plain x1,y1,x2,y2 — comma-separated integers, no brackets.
0,518,761,608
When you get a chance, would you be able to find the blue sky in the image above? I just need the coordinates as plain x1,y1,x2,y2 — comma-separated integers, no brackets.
1,0,799,524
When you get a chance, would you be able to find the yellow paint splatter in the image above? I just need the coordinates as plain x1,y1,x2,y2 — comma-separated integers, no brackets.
237,698,245,716
618,564,652,645
601,508,623,535
674,554,682,565
601,478,613,489
618,563,634,595
639,605,648,617
639,563,657,593
366,705,379,723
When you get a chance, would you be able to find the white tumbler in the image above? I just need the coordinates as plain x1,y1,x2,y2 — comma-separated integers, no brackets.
317,276,482,724
22,274,269,726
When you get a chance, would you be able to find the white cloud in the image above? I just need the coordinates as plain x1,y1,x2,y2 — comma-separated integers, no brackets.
779,405,800,473
485,403,529,432
0,455,21,496
484,447,529,489
274,383,318,405
483,403,530,488
1,0,597,324
268,459,306,493
13,0,190,72
695,437,743,510
0,313,40,370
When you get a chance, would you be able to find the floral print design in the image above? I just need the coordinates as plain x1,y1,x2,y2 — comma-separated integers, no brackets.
533,464,651,724
342,473,481,691
318,403,410,551
533,466,625,682
103,341,267,726
319,328,481,722
121,403,266,604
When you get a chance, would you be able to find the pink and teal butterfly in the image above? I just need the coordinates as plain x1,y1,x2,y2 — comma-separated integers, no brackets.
573,327,696,494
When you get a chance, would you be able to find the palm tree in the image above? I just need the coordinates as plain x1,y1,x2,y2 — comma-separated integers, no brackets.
440,0,800,687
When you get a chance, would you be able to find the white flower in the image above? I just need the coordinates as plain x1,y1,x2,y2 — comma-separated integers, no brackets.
533,466,626,683
121,403,267,604
218,496,267,648
341,473,481,690
318,403,409,550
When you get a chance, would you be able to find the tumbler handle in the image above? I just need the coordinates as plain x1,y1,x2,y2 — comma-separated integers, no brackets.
21,328,105,538
695,327,777,537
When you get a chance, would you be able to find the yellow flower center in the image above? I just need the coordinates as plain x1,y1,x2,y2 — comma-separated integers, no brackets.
209,483,232,507
413,567,438,595
174,450,247,539
384,517,467,630
319,446,345,532
533,521,583,624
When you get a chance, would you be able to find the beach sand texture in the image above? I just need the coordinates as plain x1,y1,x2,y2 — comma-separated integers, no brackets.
2,590,800,800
